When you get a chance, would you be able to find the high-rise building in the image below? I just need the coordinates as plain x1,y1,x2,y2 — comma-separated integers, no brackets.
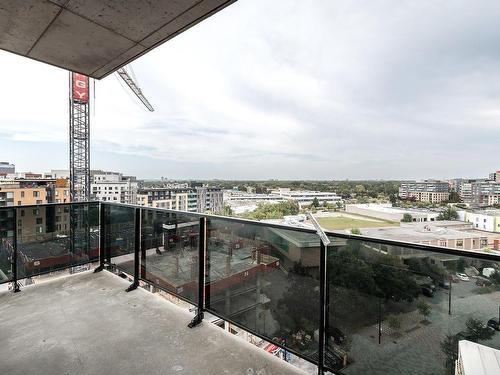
398,180,450,203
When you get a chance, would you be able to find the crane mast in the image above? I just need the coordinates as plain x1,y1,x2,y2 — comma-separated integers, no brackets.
69,72,91,202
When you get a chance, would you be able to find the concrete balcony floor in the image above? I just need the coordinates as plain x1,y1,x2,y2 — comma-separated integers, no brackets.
0,271,307,375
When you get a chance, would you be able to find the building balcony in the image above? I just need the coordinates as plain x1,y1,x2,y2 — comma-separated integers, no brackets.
2,202,500,375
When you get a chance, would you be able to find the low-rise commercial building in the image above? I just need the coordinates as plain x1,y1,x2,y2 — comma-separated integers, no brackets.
270,188,342,208
361,221,491,252
346,203,440,222
457,210,500,233
399,180,450,203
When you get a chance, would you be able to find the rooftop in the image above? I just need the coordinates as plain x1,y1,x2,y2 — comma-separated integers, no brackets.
0,270,305,375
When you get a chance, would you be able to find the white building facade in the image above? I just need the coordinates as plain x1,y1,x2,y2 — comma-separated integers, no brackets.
91,171,139,205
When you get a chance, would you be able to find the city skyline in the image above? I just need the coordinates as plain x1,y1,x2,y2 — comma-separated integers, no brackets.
1,0,500,180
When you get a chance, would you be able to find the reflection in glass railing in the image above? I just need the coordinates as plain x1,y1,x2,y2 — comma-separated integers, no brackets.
205,217,321,364
15,203,99,279
326,236,500,375
140,208,200,304
0,207,14,284
103,204,135,274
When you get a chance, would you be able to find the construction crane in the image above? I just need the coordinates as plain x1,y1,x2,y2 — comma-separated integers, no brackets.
68,67,154,273
69,67,154,202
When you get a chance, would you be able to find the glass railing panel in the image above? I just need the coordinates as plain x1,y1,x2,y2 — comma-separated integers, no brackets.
206,217,321,364
16,203,100,279
325,235,500,375
140,208,200,304
0,207,14,284
103,203,136,274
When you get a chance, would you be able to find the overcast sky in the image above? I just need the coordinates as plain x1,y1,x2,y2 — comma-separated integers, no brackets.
1,0,499,180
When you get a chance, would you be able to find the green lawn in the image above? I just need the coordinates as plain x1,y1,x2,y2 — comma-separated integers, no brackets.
316,216,399,230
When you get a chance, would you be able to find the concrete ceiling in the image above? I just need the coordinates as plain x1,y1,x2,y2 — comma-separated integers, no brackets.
0,0,236,79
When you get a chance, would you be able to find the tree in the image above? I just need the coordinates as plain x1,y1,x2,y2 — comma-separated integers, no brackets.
490,270,500,285
401,213,413,222
465,318,495,342
220,205,233,217
311,197,320,208
437,207,459,221
447,191,461,203
416,299,431,322
243,200,300,220
387,314,402,332
389,194,397,205
441,334,460,373
350,228,361,235
456,258,466,273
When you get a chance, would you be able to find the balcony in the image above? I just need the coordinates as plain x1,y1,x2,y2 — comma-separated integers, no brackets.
2,202,500,375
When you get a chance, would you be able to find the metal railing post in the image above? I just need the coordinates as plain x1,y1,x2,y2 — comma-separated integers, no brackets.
318,241,327,375
126,207,140,292
189,216,206,328
12,208,20,293
94,202,106,273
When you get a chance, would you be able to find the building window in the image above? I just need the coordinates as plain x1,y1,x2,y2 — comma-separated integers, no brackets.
17,201,21,205
36,218,43,225
17,229,22,235
36,200,42,205
20,210,25,217
17,220,22,227
33,191,39,198
33,209,39,215
20,191,25,198
456,240,464,247
36,226,43,233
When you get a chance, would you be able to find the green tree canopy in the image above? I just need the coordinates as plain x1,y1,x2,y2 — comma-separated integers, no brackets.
401,213,413,222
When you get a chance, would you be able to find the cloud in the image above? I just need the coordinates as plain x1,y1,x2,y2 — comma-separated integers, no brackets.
1,0,500,179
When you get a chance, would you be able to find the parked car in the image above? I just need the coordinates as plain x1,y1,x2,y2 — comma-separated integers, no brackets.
438,280,451,289
422,283,436,292
450,275,460,283
456,273,470,282
488,318,500,331
421,286,434,297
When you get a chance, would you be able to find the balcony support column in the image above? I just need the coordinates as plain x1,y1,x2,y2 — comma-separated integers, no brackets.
318,241,327,375
125,207,141,292
12,208,20,293
189,217,206,328
94,203,106,273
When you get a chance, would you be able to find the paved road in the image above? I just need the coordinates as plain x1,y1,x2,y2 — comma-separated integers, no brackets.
341,280,500,374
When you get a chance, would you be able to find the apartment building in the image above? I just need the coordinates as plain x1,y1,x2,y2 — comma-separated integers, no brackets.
0,162,15,176
90,171,139,205
471,181,500,206
137,186,223,213
398,180,450,203
489,170,500,182
0,178,70,207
